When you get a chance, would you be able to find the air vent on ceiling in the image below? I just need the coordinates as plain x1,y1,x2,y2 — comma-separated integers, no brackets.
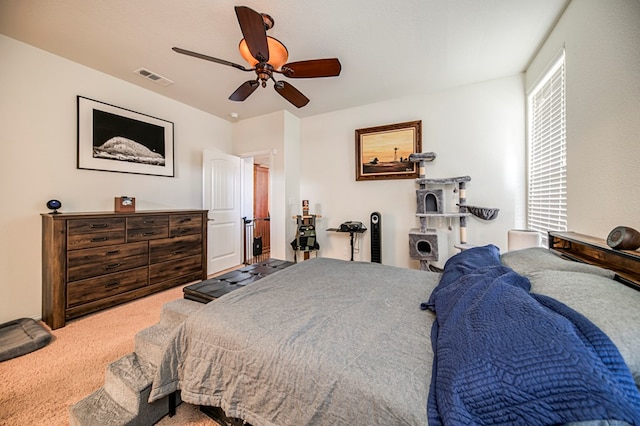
134,68,174,87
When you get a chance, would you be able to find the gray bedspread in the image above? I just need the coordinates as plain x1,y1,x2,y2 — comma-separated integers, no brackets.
149,249,640,425
149,257,439,426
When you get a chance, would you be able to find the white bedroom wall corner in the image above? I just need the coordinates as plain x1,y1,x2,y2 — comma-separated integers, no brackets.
283,111,302,261
512,73,528,230
0,35,232,324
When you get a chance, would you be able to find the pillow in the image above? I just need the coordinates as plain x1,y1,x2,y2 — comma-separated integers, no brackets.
500,247,615,279
529,269,640,387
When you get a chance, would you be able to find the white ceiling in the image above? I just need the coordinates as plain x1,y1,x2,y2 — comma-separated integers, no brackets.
0,0,569,122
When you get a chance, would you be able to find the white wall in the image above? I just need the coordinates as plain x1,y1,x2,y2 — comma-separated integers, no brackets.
0,35,232,323
5,0,637,324
232,110,301,261
300,76,526,268
526,0,640,238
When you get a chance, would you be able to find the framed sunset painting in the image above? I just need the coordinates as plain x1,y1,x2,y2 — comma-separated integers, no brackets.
355,120,422,181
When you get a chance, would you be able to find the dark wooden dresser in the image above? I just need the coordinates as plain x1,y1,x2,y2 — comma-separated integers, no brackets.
42,210,207,329
548,231,640,290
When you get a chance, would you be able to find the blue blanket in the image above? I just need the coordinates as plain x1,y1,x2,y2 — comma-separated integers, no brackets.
421,245,640,425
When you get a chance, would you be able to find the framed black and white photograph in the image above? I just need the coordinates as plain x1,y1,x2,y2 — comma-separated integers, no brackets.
77,96,174,177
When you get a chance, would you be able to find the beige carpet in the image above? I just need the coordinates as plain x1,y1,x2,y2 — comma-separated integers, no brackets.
0,284,216,425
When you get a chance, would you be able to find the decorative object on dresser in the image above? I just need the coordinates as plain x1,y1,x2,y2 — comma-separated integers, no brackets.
41,209,207,329
46,199,62,214
114,196,135,212
606,226,640,251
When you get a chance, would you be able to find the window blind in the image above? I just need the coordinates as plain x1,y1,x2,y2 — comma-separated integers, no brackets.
527,51,567,245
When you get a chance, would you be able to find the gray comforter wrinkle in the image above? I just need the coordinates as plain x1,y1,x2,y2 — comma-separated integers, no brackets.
149,257,437,426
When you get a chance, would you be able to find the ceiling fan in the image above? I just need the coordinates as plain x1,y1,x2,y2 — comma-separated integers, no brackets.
173,6,342,108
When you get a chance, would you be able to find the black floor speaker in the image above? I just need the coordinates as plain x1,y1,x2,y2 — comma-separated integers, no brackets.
370,212,381,263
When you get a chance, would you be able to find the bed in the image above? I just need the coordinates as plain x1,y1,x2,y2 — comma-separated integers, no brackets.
149,246,640,425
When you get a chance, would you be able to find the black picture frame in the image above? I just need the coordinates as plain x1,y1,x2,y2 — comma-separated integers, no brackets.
77,96,175,177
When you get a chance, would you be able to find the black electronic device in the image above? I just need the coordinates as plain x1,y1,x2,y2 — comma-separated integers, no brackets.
339,221,365,232
46,199,62,214
370,212,381,263
332,221,367,261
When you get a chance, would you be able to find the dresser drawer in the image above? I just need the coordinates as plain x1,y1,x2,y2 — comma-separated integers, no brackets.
67,242,149,282
127,215,169,241
149,254,202,285
67,218,126,250
169,214,203,237
66,267,148,308
149,234,202,264
68,217,125,235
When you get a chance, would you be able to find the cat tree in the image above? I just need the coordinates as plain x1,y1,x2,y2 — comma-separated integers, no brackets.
408,152,498,271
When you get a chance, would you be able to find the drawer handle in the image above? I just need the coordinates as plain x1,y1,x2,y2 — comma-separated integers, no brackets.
105,263,122,270
91,237,108,242
172,250,184,255
90,223,108,229
180,218,192,223
106,250,120,255
143,220,155,225
105,281,119,288
143,232,156,236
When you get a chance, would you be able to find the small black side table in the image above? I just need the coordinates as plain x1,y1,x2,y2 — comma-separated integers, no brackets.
327,227,367,261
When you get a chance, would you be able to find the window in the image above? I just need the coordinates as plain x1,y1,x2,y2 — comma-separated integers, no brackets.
527,50,567,245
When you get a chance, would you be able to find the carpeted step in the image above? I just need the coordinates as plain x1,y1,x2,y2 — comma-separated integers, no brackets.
103,352,156,414
135,299,200,366
103,352,180,424
70,298,202,426
69,387,136,426
158,298,203,329
69,384,178,426
134,323,174,367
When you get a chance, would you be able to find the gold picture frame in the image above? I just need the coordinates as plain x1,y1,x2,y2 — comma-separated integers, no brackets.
355,120,422,181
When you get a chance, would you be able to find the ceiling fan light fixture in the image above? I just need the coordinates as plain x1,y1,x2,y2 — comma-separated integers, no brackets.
239,36,289,69
174,6,339,108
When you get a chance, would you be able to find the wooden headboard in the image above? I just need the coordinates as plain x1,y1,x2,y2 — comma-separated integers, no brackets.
548,231,640,291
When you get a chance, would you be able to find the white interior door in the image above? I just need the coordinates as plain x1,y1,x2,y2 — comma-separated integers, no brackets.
203,148,242,274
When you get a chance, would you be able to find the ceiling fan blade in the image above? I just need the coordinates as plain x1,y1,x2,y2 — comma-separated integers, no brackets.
229,80,259,102
274,81,309,108
235,6,269,63
172,47,251,71
281,58,342,78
